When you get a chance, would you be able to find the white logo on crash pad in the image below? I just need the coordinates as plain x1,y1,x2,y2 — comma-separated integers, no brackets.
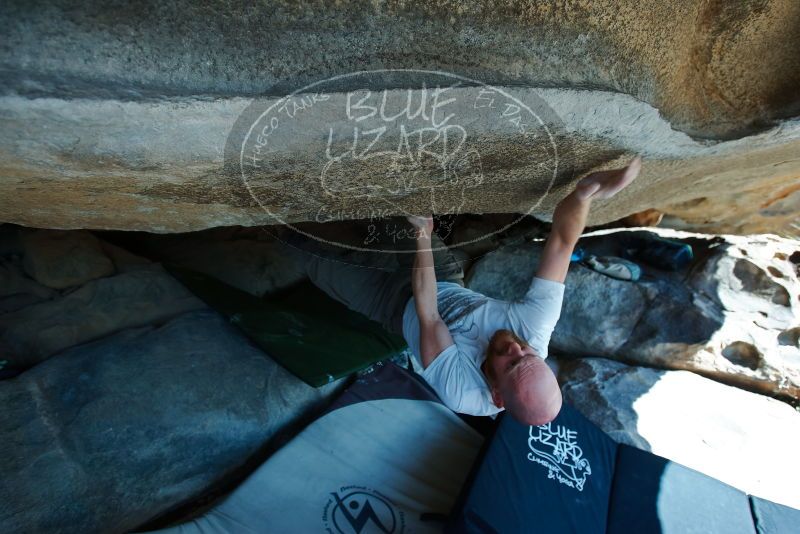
527,423,592,491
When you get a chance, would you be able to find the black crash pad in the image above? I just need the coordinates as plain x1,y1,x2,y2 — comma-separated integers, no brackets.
607,444,755,534
448,404,618,533
448,402,798,533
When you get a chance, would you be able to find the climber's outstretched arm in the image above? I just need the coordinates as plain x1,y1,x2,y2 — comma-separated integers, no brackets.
535,192,591,284
535,156,642,284
407,216,456,369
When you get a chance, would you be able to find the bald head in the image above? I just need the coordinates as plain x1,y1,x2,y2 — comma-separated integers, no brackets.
501,357,562,425
485,329,562,426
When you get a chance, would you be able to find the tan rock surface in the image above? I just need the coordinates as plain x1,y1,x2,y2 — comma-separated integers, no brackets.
0,1,798,234
0,91,798,235
2,1,797,138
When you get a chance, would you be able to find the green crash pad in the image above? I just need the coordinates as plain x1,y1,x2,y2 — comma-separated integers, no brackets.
165,263,408,387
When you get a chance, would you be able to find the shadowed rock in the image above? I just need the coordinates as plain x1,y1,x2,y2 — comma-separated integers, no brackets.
108,230,306,297
0,266,206,368
0,310,343,534
20,229,114,289
0,257,55,313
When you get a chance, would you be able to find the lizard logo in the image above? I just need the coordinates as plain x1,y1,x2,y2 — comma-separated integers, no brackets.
527,422,593,491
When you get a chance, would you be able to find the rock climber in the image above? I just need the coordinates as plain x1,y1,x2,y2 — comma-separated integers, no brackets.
291,156,642,425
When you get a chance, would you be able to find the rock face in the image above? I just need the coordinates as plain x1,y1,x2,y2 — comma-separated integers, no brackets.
112,228,306,297
467,228,800,400
0,266,206,369
2,0,797,138
0,310,343,534
20,229,115,289
0,258,55,313
557,357,800,509
0,1,798,235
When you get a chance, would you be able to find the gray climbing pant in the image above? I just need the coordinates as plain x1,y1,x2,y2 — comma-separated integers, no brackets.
284,226,464,336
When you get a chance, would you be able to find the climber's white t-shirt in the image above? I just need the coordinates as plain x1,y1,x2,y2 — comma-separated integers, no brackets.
402,278,565,417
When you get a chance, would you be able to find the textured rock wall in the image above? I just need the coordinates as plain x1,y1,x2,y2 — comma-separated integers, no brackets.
467,228,800,401
0,1,798,234
4,0,798,138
